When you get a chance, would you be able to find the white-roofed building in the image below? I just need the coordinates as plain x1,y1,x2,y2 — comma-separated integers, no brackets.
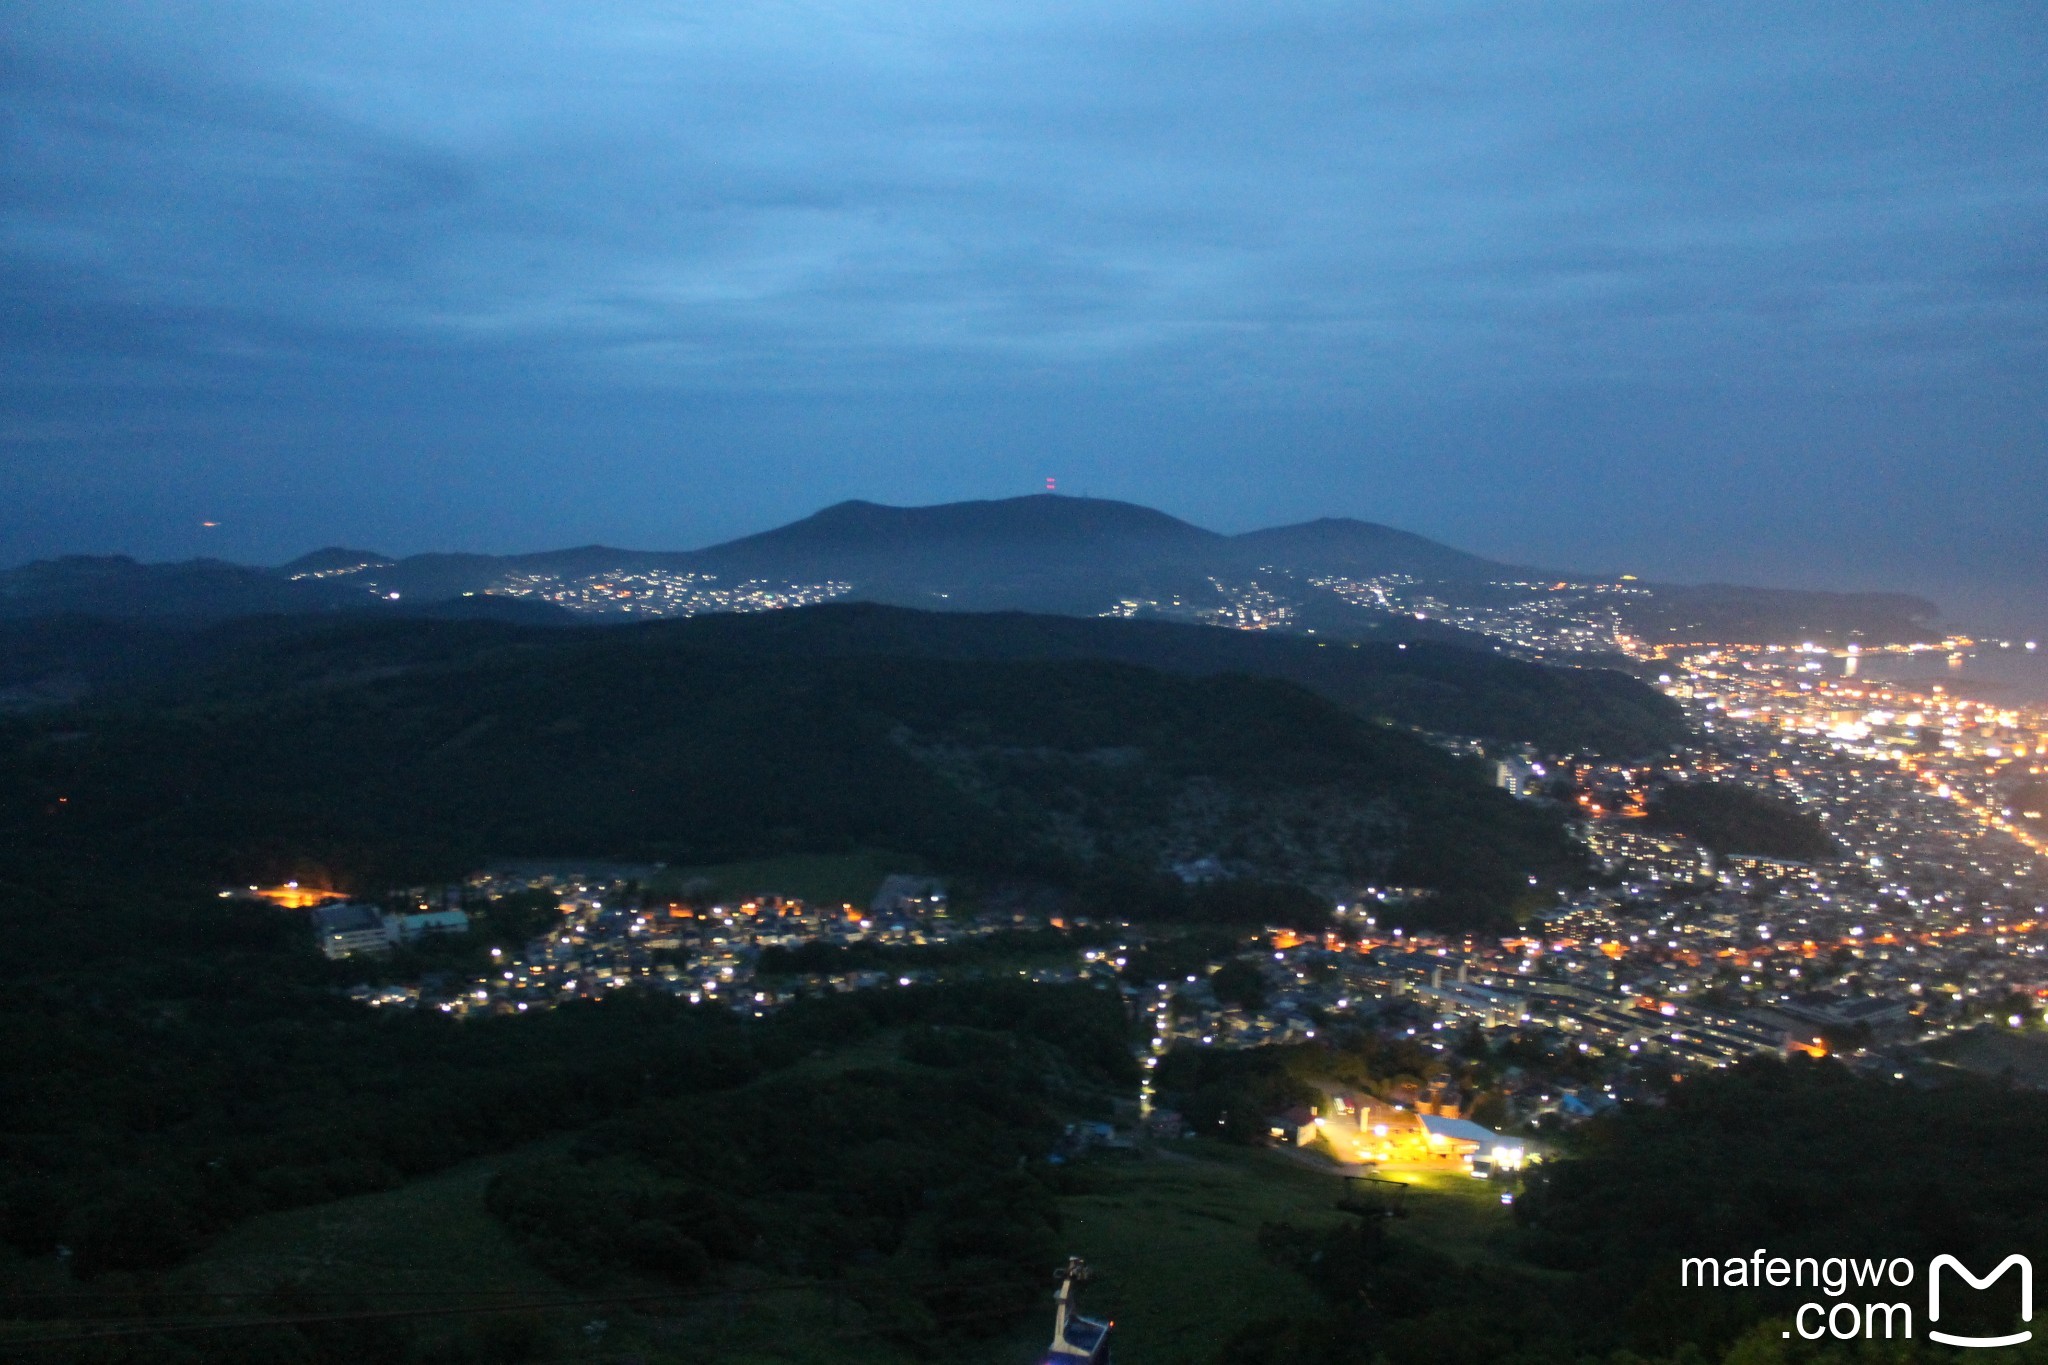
1419,1114,1534,1174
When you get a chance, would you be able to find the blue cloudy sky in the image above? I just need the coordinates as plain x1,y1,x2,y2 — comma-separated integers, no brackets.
4,1,2044,623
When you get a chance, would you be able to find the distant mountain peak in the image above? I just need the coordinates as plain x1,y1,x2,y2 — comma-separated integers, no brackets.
1229,517,1516,580
278,547,395,575
741,493,1221,547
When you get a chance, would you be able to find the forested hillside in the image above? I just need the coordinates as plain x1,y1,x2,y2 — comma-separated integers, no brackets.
0,858,1133,1358
0,602,1684,754
0,615,1581,917
1644,781,1836,861
640,603,1686,754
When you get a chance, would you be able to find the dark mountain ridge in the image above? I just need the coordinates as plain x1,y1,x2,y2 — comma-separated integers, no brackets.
278,547,394,575
0,603,1683,754
704,496,1224,562
0,494,1941,644
0,607,1586,921
0,554,361,618
1227,516,1512,579
629,603,1683,754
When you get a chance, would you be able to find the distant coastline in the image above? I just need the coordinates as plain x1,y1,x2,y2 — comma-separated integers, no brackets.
1850,648,2048,707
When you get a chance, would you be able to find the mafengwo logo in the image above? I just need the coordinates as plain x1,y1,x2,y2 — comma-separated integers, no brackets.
1930,1255,2033,1349
1680,1252,2032,1346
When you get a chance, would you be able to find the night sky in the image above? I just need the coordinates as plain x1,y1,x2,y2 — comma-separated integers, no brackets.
5,2,2044,626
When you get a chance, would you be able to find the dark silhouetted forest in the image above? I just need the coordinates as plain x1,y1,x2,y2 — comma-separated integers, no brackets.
0,611,1599,921
1645,781,1836,861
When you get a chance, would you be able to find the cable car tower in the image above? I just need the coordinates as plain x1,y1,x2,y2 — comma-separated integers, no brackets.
1042,1256,1113,1364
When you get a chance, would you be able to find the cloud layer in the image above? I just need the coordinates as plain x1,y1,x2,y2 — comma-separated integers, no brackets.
3,1,2044,618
